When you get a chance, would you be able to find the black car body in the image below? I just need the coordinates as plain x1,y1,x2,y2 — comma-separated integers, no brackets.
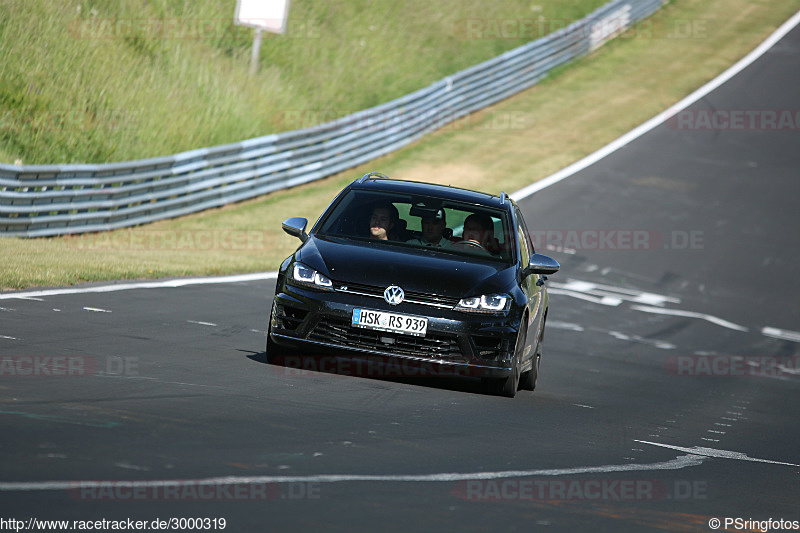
267,173,559,397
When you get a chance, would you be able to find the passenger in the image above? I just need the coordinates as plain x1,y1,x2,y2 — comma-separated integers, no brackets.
368,202,398,241
406,208,453,248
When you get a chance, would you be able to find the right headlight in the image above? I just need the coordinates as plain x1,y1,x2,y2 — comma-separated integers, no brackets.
454,293,510,314
290,262,333,291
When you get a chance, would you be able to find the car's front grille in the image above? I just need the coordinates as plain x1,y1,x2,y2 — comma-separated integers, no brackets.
335,282,459,309
308,317,466,362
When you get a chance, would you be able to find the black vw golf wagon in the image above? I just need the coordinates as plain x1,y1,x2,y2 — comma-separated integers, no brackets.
267,173,559,397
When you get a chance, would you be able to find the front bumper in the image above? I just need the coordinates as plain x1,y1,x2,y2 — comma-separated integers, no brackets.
269,283,521,379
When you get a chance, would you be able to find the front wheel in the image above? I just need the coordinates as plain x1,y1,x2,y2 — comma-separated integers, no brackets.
265,331,283,364
520,320,544,391
486,323,525,398
266,312,295,364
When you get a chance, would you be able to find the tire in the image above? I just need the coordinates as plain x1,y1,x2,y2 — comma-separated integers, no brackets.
487,322,525,398
520,318,545,391
265,311,294,364
265,330,283,364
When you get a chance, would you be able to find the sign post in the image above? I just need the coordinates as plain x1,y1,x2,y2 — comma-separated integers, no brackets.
234,0,291,74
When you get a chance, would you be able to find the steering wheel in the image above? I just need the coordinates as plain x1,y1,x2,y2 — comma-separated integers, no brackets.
454,239,485,250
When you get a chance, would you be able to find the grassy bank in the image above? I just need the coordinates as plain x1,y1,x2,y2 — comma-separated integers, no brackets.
0,0,602,164
2,0,799,290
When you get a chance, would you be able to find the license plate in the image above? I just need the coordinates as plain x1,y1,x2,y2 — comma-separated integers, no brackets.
352,308,428,337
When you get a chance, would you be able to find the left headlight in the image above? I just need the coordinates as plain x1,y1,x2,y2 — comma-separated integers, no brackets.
290,262,334,291
455,293,510,314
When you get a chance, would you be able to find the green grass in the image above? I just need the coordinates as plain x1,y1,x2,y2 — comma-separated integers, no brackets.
0,0,603,164
2,0,799,290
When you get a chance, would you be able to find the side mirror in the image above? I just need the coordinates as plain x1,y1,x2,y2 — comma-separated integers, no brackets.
282,217,308,242
525,253,560,276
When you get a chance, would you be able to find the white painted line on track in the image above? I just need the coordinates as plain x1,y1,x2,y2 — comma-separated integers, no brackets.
630,305,748,332
511,9,800,201
83,307,111,313
187,320,218,327
0,272,278,300
548,289,622,307
550,280,679,307
762,327,800,343
548,321,585,332
635,440,800,467
608,331,675,350
0,455,706,492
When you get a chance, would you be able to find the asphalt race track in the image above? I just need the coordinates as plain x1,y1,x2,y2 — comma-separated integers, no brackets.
2,20,799,533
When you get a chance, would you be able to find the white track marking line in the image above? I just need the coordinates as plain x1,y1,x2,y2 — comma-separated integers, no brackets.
548,321,585,332
635,440,800,467
0,455,706,492
512,9,800,201
608,331,676,350
83,307,111,313
550,280,678,307
550,279,749,333
762,327,800,343
0,272,278,300
630,305,748,332
187,320,218,327
547,288,623,306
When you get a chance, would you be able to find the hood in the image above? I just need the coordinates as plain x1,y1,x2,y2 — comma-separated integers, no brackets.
296,235,514,297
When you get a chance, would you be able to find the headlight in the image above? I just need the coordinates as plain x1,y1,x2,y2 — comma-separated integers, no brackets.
291,262,333,291
455,293,510,314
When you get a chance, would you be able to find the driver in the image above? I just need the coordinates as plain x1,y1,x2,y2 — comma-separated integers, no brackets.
460,213,494,249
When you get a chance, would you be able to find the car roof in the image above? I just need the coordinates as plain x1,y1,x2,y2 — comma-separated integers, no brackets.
351,174,511,210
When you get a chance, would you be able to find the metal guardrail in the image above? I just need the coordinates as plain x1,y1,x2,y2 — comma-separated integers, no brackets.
0,0,664,237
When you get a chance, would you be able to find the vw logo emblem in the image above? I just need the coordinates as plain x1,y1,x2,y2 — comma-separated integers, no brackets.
384,285,404,305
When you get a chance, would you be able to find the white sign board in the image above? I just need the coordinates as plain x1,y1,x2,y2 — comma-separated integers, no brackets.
235,0,291,34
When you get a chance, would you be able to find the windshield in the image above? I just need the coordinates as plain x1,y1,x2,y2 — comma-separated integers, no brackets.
315,189,514,264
